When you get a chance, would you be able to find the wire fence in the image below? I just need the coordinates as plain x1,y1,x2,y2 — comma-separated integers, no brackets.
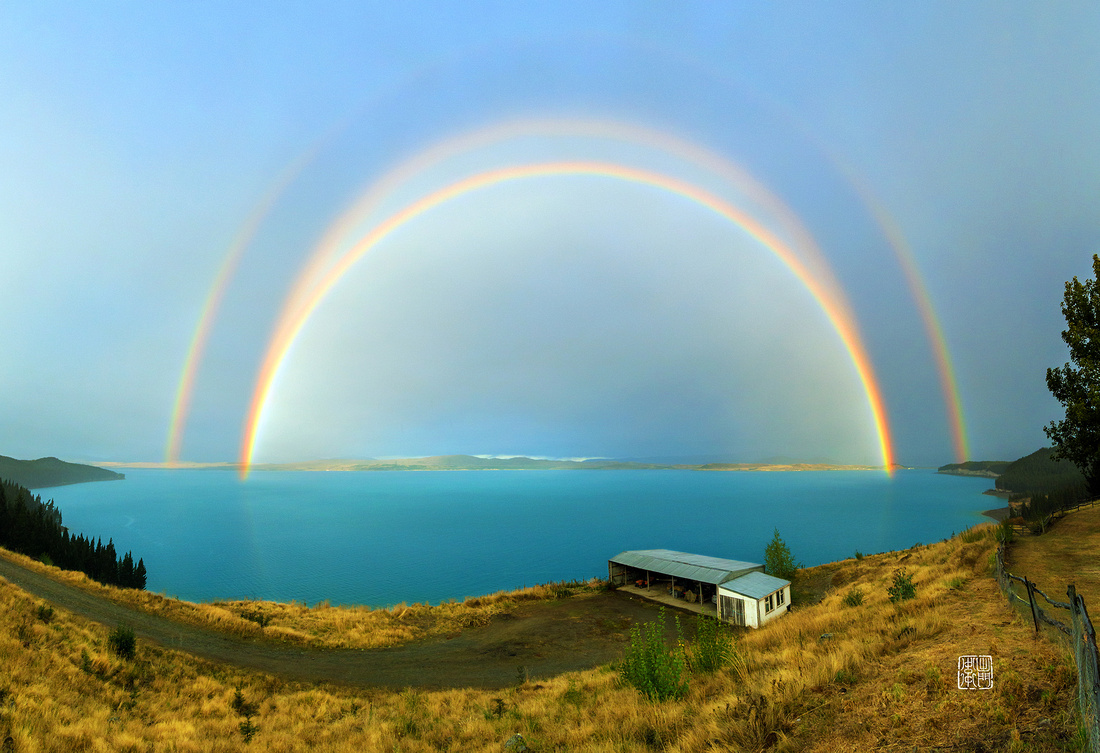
1012,496,1097,534
994,541,1100,751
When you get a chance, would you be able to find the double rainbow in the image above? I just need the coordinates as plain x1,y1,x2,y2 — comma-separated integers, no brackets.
165,117,970,475
236,160,894,477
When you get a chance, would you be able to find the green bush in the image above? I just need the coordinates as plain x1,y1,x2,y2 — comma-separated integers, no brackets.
107,624,136,660
619,608,688,701
887,568,916,603
764,529,800,580
842,587,864,607
689,615,734,673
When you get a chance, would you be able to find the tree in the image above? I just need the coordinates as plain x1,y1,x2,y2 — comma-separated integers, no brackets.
763,528,798,580
1045,254,1100,497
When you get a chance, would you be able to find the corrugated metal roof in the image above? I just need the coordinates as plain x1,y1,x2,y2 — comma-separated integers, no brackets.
609,549,762,585
718,571,790,600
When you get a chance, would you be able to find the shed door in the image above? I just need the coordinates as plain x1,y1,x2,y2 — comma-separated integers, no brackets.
721,595,745,627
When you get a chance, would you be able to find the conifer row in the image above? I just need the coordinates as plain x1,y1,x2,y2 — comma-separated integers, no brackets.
0,479,146,589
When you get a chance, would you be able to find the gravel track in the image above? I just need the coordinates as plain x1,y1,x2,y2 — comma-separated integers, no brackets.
0,556,668,689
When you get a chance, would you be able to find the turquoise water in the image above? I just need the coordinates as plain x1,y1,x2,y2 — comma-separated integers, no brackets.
40,469,996,607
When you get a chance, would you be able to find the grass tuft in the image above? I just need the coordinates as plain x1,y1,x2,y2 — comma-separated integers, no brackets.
842,586,865,607
107,624,136,660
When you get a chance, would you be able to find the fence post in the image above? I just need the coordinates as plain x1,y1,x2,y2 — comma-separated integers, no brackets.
1024,577,1040,634
1079,592,1100,753
1069,585,1100,753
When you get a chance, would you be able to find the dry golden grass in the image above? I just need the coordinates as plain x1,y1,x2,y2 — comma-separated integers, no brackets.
0,525,1084,751
1005,500,1100,608
0,545,598,649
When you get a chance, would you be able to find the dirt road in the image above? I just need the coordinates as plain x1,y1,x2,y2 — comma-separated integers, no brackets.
0,557,674,689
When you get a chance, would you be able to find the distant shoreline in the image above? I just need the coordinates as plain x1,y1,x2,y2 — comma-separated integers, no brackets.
91,457,906,473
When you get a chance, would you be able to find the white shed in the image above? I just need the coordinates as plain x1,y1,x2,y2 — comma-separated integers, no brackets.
717,571,791,628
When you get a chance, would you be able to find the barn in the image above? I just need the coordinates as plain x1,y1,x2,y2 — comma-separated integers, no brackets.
608,548,790,628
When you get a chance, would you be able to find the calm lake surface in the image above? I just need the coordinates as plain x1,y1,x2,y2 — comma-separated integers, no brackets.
40,469,996,607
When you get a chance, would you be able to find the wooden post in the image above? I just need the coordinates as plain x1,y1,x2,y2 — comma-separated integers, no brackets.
1025,577,1040,634
1070,584,1092,750
1075,587,1100,753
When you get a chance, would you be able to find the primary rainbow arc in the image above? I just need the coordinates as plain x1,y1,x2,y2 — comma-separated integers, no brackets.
237,161,897,477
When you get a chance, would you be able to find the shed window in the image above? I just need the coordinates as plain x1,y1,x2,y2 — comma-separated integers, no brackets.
764,594,774,613
776,588,785,607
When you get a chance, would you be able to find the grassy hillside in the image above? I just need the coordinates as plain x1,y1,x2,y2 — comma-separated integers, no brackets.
0,525,1082,751
0,455,124,489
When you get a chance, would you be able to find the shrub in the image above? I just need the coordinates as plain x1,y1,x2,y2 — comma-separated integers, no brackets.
107,624,136,660
240,610,270,628
842,587,864,607
887,568,916,603
34,604,53,623
689,615,734,673
619,608,688,701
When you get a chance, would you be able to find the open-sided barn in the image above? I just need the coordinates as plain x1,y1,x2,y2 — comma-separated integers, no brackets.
608,548,790,628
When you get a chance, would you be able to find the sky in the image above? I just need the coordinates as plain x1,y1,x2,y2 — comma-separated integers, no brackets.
2,2,1099,468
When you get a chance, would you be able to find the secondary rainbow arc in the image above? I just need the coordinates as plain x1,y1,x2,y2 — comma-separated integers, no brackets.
238,161,896,477
164,144,324,464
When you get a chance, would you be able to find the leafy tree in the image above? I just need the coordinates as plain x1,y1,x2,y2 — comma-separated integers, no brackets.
763,528,798,580
1046,254,1100,497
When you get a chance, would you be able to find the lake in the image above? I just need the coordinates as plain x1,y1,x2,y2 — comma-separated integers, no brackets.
39,469,997,607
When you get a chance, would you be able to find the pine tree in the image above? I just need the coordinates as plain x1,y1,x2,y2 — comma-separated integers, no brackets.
763,528,799,580
135,558,147,590
120,551,135,588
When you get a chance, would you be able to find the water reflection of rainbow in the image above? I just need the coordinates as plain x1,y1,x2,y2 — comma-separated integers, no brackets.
236,160,896,477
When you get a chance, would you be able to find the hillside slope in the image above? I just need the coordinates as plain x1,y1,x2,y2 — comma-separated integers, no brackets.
0,455,124,489
0,525,1080,751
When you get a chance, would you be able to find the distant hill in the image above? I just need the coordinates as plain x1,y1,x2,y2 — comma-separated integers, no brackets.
697,461,883,471
937,460,1011,478
994,447,1086,497
253,455,672,471
97,454,894,472
0,455,124,489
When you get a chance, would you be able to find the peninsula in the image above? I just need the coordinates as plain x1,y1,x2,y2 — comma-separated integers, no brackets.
0,455,125,489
